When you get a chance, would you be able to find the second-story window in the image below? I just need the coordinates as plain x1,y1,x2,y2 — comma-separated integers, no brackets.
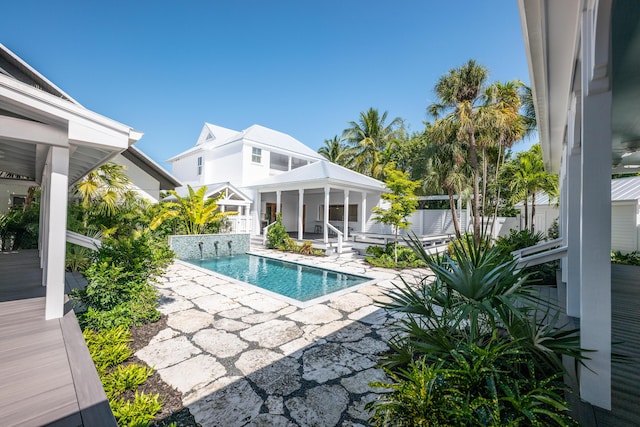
252,147,262,163
197,156,203,175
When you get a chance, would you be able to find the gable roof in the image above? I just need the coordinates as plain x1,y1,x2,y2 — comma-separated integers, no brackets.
246,160,386,192
196,123,239,146
169,182,252,203
168,123,324,163
224,125,323,159
0,43,79,104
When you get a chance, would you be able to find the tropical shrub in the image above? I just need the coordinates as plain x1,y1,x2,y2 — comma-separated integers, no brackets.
72,231,172,330
365,243,425,269
0,198,40,250
495,228,558,285
84,327,161,425
611,250,640,266
111,391,162,427
150,185,235,234
266,214,289,249
369,234,583,426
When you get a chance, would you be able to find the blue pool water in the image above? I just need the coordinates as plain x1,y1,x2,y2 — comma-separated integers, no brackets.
186,254,371,302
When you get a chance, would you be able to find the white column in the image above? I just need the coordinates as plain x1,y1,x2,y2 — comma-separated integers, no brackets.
44,146,69,320
579,14,612,407
324,186,330,243
343,190,349,240
276,191,281,215
361,192,367,233
566,148,582,317
298,189,304,240
39,162,49,270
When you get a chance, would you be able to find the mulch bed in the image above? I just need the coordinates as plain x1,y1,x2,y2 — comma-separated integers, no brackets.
129,316,200,427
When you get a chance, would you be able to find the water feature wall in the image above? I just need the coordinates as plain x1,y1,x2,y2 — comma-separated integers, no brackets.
169,233,250,259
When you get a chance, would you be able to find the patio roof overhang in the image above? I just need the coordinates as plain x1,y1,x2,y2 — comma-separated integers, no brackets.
245,160,386,194
519,0,640,174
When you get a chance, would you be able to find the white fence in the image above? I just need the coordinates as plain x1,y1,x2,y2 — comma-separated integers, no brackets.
364,209,521,238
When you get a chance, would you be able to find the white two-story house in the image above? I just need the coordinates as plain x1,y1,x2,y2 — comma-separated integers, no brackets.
168,123,386,250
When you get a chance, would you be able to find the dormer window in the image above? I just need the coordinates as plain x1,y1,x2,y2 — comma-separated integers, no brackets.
197,156,203,175
252,147,262,163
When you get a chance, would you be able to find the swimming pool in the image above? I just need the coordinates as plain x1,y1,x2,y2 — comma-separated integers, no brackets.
186,254,371,302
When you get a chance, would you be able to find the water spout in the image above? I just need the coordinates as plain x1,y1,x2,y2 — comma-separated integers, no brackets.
214,241,219,257
228,240,233,256
198,241,204,260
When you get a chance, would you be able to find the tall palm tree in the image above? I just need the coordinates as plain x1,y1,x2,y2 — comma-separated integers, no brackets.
423,127,470,238
428,60,488,243
343,108,404,180
503,145,557,232
317,135,352,166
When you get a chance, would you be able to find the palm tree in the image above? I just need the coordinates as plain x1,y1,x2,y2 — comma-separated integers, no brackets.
343,108,404,180
503,145,557,232
317,136,352,166
150,185,236,234
74,162,135,216
423,127,470,238
428,60,489,244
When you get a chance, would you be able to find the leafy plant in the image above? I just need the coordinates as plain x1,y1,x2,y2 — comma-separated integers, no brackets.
371,163,419,264
365,243,425,269
65,244,92,272
150,185,235,234
266,214,289,249
103,364,154,399
495,229,558,285
611,250,640,266
83,327,132,376
111,391,162,427
368,233,584,425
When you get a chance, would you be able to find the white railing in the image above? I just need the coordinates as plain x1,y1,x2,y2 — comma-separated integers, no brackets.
227,215,252,233
66,230,102,250
512,238,568,268
326,223,343,254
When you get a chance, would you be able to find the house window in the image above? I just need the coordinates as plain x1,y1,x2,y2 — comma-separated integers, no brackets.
197,156,203,175
11,195,26,208
252,147,262,163
319,204,358,222
270,152,288,171
291,157,308,169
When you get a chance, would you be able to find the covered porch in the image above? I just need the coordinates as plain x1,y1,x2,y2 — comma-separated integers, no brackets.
248,161,386,254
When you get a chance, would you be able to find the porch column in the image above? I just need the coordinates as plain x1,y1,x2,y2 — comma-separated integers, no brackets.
361,192,367,233
276,191,281,215
579,7,612,407
566,146,582,317
298,189,304,240
254,191,262,235
44,146,69,320
343,190,349,240
324,186,330,243
39,165,49,270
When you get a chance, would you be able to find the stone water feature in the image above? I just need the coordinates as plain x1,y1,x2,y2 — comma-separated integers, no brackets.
168,233,250,259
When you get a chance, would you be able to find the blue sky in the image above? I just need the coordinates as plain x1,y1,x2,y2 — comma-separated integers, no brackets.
1,1,532,169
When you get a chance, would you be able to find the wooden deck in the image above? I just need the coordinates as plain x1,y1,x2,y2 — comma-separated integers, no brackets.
0,250,115,427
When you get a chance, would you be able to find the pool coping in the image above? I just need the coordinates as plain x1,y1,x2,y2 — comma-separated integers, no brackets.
174,252,381,308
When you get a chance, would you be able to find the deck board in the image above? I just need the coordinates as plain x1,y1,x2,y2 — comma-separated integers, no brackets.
0,250,115,426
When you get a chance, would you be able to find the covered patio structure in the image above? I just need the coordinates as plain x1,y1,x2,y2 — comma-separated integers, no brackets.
247,161,386,253
0,43,141,424
519,0,640,422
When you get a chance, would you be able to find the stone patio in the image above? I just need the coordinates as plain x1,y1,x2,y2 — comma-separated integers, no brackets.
135,247,429,426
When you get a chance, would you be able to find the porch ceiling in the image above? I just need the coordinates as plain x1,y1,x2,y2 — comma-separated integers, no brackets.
519,0,640,174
